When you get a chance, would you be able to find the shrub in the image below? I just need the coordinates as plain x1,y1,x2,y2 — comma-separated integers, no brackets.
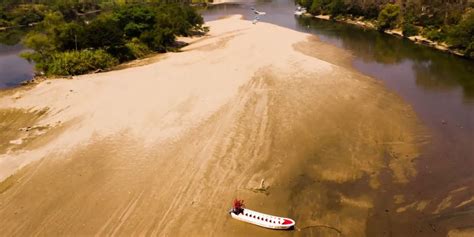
23,31,56,55
423,27,446,42
54,22,86,51
364,4,380,19
377,3,400,31
140,28,175,52
328,0,346,16
84,13,124,49
115,5,156,39
346,3,363,16
447,10,474,55
48,49,118,75
126,38,151,59
402,23,419,37
309,0,322,15
298,0,313,10
10,6,44,26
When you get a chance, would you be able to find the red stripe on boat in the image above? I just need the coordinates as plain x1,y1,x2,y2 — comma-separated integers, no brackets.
282,219,293,225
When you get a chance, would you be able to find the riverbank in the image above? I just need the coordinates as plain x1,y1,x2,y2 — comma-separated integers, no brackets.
0,15,428,236
307,14,467,58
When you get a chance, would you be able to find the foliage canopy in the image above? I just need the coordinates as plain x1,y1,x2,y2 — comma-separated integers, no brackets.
10,2,204,76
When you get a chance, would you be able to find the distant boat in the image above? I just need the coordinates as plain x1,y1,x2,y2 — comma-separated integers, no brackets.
251,7,266,15
294,6,307,16
229,199,295,230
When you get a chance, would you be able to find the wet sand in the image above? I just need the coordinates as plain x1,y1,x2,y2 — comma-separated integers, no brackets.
0,16,430,236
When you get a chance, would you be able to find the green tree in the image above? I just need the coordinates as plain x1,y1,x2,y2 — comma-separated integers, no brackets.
402,22,419,37
309,0,322,15
84,13,124,49
377,3,400,31
21,32,56,73
328,0,346,16
16,1,206,76
54,22,86,51
298,0,313,10
115,5,156,39
448,10,474,57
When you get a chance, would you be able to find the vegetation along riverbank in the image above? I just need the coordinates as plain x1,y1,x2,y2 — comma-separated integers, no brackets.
295,0,474,58
0,0,205,76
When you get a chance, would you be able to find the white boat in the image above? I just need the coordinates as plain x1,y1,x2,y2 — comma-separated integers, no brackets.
294,6,307,16
251,7,267,15
229,199,295,230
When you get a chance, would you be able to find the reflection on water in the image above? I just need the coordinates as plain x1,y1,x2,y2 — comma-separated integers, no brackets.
295,17,474,100
0,44,34,88
0,27,34,88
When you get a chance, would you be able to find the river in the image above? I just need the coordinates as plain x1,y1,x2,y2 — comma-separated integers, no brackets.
0,0,473,235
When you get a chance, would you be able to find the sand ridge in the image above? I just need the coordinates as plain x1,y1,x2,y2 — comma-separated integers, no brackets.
0,15,424,236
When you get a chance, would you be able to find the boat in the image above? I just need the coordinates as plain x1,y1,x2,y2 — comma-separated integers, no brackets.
294,6,307,16
229,199,295,230
251,7,267,15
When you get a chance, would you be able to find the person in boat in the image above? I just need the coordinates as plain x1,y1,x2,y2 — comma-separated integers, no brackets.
231,199,244,215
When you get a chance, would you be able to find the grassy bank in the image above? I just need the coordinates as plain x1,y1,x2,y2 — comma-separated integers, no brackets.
295,0,474,59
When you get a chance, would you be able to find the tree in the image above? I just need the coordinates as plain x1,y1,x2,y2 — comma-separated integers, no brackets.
402,22,419,37
54,22,86,51
298,0,314,10
16,1,206,76
377,3,400,31
328,0,346,16
448,10,474,57
309,0,323,15
115,5,156,39
84,13,124,49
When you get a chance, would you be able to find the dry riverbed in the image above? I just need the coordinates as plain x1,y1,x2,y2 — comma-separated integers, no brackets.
0,15,436,236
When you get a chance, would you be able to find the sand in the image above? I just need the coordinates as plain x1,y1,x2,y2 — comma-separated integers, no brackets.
0,15,425,236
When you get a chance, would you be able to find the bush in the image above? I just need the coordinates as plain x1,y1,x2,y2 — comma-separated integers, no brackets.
48,50,118,75
84,13,124,49
115,5,156,39
23,31,56,55
346,3,362,16
423,27,446,42
140,28,175,52
309,0,322,15
126,38,151,59
364,4,380,19
447,10,474,55
298,0,313,10
377,3,400,31
54,22,86,51
402,23,419,37
9,6,45,26
328,0,346,16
